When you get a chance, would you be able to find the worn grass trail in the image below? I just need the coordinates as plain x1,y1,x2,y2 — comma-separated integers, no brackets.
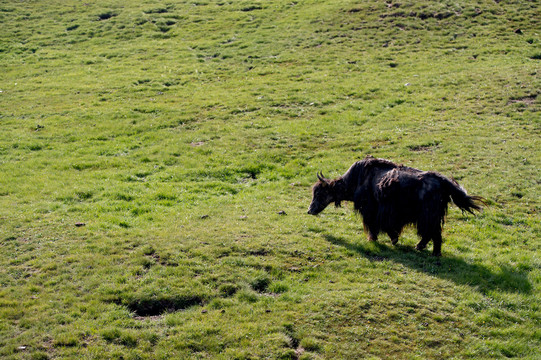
1,1,540,359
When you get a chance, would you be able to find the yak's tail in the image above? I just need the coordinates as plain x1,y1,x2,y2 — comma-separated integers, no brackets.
443,177,486,214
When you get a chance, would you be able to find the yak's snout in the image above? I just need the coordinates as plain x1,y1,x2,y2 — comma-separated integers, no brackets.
307,202,324,215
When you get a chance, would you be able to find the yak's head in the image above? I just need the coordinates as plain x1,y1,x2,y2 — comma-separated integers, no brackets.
308,172,341,215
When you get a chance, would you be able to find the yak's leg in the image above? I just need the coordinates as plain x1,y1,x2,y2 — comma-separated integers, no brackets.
362,214,379,242
431,233,442,257
367,231,378,242
363,221,379,242
415,237,430,251
387,230,400,245
416,203,440,253
415,223,432,251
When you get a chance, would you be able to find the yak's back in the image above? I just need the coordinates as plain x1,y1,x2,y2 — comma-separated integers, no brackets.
352,157,450,202
358,156,397,173
352,157,397,183
376,167,423,199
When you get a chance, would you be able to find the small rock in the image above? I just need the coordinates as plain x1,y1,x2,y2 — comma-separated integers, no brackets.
200,215,209,219
75,222,86,227
17,346,27,351
265,309,272,313
201,309,208,314
239,215,248,219
514,28,523,35
277,210,287,215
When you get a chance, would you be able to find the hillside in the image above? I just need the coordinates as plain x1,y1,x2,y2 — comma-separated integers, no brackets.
0,1,539,359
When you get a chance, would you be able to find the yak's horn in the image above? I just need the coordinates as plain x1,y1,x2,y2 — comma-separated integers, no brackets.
317,172,326,182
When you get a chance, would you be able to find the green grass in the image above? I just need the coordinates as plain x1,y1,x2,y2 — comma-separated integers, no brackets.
1,0,539,359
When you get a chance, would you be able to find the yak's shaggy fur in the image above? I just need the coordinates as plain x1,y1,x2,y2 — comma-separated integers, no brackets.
308,156,485,256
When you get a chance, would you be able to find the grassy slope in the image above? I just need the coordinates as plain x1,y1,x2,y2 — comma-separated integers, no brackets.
0,0,539,359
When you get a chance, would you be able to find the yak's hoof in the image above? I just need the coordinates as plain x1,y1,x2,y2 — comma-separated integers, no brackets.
368,235,378,242
416,243,427,251
391,238,399,245
432,252,442,257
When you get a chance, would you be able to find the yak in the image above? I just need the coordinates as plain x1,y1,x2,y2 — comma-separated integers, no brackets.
308,156,485,256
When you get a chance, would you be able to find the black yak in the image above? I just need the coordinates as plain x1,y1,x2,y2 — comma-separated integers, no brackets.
308,156,484,256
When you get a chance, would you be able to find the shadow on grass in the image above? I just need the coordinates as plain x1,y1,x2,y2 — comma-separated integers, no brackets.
324,234,532,295
105,293,206,317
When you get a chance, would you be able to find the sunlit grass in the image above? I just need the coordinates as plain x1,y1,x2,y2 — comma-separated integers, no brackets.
0,0,539,359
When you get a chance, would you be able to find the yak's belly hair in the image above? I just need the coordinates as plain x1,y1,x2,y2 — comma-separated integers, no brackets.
308,156,485,256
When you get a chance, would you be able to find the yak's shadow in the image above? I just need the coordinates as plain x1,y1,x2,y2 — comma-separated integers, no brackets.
324,234,531,294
